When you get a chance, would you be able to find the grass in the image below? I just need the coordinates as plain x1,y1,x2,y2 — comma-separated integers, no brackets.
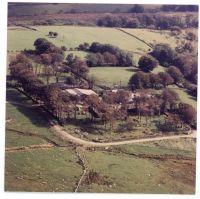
5,88,84,192
35,26,150,53
168,85,197,108
152,64,166,74
7,26,150,64
6,88,68,146
79,146,195,194
5,148,82,192
89,66,139,87
63,115,167,143
65,50,88,59
5,130,48,148
5,88,196,193
115,139,196,158
121,28,182,48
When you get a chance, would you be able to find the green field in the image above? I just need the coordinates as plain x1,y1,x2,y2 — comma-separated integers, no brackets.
5,148,82,192
79,143,195,193
6,88,68,146
168,85,197,108
89,66,139,87
7,26,150,63
6,22,197,194
121,28,182,48
5,87,196,193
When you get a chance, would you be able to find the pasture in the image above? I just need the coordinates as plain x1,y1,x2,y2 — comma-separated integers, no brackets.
6,21,197,194
168,85,197,108
5,87,196,193
121,28,182,48
79,143,195,194
7,26,150,63
89,66,139,87
6,88,68,146
5,148,82,192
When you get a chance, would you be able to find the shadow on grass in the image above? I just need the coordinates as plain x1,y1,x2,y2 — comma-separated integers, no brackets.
125,68,140,73
6,88,49,129
64,118,106,135
6,88,30,103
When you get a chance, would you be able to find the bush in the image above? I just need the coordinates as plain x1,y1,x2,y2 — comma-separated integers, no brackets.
138,54,158,72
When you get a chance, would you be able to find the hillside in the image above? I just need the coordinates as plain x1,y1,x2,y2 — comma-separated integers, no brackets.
8,3,161,16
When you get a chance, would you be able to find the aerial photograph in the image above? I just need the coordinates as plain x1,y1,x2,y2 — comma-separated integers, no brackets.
5,2,198,194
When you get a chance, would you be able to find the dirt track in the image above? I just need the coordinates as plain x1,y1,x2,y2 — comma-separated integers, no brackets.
52,125,196,147
6,100,197,147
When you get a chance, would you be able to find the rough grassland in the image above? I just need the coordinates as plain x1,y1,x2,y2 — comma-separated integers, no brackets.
5,148,82,192
79,144,195,194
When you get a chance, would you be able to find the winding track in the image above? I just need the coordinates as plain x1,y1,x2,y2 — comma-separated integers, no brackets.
6,100,197,148
52,125,196,147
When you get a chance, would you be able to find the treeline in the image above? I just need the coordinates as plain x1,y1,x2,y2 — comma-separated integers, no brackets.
129,43,197,97
97,13,198,29
161,5,198,12
78,42,134,67
150,43,197,84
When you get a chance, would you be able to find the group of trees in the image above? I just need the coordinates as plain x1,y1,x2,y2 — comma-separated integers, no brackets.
97,13,198,29
151,43,176,67
161,5,198,12
8,53,87,123
65,53,90,86
30,38,65,84
129,71,175,90
138,54,159,72
85,42,134,67
8,52,196,130
150,43,197,84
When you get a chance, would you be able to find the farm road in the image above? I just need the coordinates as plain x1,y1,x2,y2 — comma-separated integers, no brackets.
52,125,196,147
6,99,197,147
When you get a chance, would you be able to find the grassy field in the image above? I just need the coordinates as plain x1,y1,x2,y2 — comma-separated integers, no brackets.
89,66,139,87
121,28,182,48
7,26,150,60
63,114,168,143
5,87,196,193
5,88,83,192
89,64,166,87
6,88,68,146
168,85,197,108
79,142,195,193
5,148,82,192
6,23,197,193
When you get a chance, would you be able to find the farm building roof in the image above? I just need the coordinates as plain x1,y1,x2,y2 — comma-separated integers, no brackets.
74,88,97,96
64,89,77,95
63,88,97,96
